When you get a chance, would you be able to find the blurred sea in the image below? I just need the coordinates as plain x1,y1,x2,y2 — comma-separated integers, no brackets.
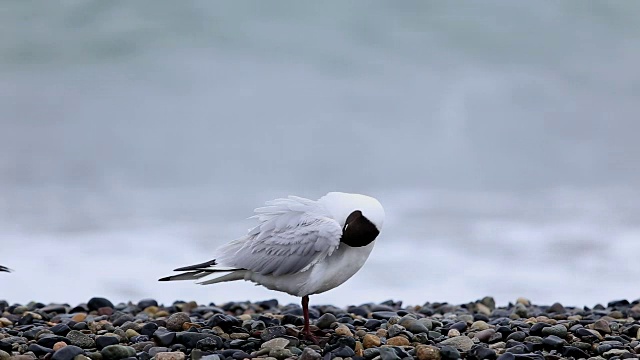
1,1,639,308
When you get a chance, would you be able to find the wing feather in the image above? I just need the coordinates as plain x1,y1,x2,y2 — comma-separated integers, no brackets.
215,196,342,276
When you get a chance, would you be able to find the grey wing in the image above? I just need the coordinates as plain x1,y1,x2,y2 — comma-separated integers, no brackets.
215,214,343,276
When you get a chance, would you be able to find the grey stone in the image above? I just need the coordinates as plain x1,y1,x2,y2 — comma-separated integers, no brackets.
148,347,169,357
440,336,474,352
52,345,85,360
379,347,401,360
299,347,321,360
315,313,336,329
166,313,190,332
541,325,568,338
268,348,292,360
260,338,289,350
100,345,136,360
67,330,96,349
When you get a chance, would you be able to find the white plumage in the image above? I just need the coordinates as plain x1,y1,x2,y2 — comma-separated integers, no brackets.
160,191,384,337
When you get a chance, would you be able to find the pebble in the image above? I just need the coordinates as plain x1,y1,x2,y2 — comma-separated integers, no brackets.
100,344,136,360
335,324,353,337
593,319,611,334
540,325,567,338
475,329,496,343
51,345,84,360
299,347,322,360
416,345,441,360
468,345,497,360
53,342,67,351
470,321,490,331
87,297,114,311
363,334,381,348
155,352,186,360
315,313,337,329
260,338,289,350
441,336,475,352
440,345,461,360
386,336,410,346
66,330,95,348
379,347,401,360
166,312,191,331
268,348,292,359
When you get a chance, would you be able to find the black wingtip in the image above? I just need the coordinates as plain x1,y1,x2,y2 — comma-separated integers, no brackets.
158,276,171,282
0,266,11,273
173,259,217,272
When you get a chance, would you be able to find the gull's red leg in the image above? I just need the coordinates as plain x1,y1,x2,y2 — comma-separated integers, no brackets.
302,295,310,336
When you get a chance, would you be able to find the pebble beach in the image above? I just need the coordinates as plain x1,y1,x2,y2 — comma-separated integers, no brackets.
1,297,639,360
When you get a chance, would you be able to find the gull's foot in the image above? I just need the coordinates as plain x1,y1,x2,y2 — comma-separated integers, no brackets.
297,325,327,346
302,332,328,346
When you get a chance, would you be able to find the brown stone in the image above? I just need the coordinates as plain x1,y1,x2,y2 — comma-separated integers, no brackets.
416,345,441,360
362,334,381,348
335,324,353,337
71,313,87,322
53,342,67,351
475,329,496,343
182,322,202,331
593,319,611,334
355,341,364,357
386,336,410,346
143,306,159,315
447,329,460,337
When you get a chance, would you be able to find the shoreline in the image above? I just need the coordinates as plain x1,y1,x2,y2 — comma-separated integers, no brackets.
1,297,640,360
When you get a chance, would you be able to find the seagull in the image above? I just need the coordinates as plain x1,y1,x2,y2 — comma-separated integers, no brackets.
160,192,384,337
0,266,11,272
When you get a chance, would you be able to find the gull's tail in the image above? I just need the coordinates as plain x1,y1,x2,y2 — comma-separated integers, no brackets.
158,259,246,285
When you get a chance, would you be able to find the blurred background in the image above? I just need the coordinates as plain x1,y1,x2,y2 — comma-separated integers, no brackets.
1,1,639,308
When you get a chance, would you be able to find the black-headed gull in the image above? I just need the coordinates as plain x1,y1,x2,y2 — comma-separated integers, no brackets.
160,192,384,336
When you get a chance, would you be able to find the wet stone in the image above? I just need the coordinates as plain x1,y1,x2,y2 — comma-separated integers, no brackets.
542,335,566,349
562,346,589,359
541,325,567,338
416,345,441,360
156,352,186,360
153,331,176,347
100,345,136,360
371,311,398,320
379,347,401,360
137,299,158,310
51,345,85,360
260,326,286,341
475,329,496,343
440,345,461,360
316,313,337,329
548,303,566,314
166,312,191,332
67,330,96,348
441,336,474,352
299,347,322,360
50,324,72,336
88,298,114,311
593,319,612,334
27,344,54,356
468,345,497,360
